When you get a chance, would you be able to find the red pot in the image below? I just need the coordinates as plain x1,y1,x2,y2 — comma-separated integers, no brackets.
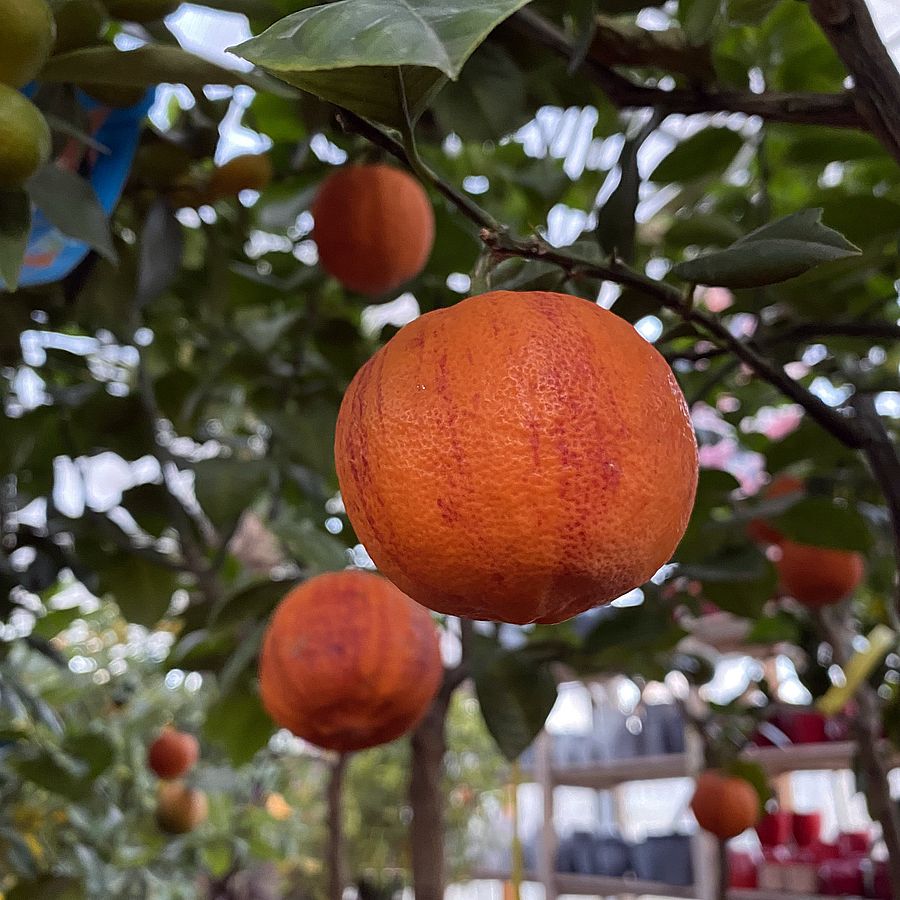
837,830,871,856
787,710,828,744
728,850,757,889
792,811,822,848
756,811,792,847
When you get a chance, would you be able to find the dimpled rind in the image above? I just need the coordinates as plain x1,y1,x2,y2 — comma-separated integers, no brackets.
258,570,443,753
335,290,699,625
312,163,435,297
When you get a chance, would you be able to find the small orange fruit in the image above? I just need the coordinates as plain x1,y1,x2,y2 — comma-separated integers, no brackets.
207,153,272,201
155,781,208,834
312,163,435,296
691,771,760,839
747,474,804,546
258,570,443,752
335,290,698,624
147,727,199,780
776,539,864,607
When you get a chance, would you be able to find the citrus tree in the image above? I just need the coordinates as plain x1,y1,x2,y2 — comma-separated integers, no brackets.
1,0,900,897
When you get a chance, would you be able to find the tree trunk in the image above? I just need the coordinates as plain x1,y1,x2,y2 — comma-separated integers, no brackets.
410,687,451,900
327,753,350,900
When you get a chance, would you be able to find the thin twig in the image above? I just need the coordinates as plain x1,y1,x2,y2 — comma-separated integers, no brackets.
509,8,865,130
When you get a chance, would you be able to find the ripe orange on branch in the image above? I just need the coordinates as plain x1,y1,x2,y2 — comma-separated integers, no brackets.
335,290,698,624
147,727,199,780
691,771,760,839
312,163,435,296
776,539,864,607
258,570,442,752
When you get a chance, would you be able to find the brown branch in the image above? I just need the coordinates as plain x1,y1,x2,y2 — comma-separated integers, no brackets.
326,752,349,900
810,0,900,164
851,393,900,613
509,8,865,130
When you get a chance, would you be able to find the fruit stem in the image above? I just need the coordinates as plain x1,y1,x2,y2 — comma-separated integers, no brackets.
327,751,350,900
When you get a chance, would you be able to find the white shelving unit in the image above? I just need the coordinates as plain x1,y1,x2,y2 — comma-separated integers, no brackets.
471,735,888,900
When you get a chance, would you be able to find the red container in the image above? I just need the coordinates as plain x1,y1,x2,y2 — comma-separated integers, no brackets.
792,811,822,848
837,830,871,856
756,811,792,847
869,860,891,900
728,850,757,889
819,858,864,895
787,710,828,744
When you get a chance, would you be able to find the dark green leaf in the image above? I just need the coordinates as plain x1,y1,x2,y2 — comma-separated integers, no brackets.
672,208,860,287
772,498,872,551
27,165,115,261
205,679,273,767
230,0,534,127
680,0,721,45
746,611,800,645
193,458,270,526
432,44,529,142
471,636,557,760
271,515,348,573
98,555,177,627
651,128,743,183
0,189,31,291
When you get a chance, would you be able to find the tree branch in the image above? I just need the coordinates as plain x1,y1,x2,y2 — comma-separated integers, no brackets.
810,0,900,164
851,393,900,611
509,8,865,130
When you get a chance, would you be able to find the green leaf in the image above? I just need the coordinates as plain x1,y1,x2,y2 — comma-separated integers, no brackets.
611,286,662,323
672,208,860,288
213,579,296,626
98,555,177,627
31,606,82,639
271,515,349,574
0,189,31,291
205,680,273,767
583,600,679,656
26,165,116,262
650,128,743,183
596,138,640,263
229,0,535,127
772,498,872,551
40,45,249,91
726,0,778,24
680,0,721,45
471,636,557,761
192,458,270,526
432,43,529,142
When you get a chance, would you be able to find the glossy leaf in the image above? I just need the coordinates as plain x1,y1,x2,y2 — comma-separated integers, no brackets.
230,0,534,126
650,128,743,183
471,636,557,760
26,166,116,262
772,498,872,551
672,208,860,287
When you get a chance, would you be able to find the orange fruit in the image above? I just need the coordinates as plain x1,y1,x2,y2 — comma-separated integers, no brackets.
691,771,759,839
155,781,208,834
0,0,56,88
147,727,199,780
747,474,804,546
335,290,698,624
776,539,864,607
207,153,272,200
0,85,52,188
312,163,435,296
258,570,443,752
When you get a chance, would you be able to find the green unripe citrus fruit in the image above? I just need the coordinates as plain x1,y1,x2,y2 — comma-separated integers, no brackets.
0,85,52,188
0,0,56,88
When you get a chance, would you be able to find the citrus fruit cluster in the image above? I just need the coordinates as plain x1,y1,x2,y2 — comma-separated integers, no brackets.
147,727,207,834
